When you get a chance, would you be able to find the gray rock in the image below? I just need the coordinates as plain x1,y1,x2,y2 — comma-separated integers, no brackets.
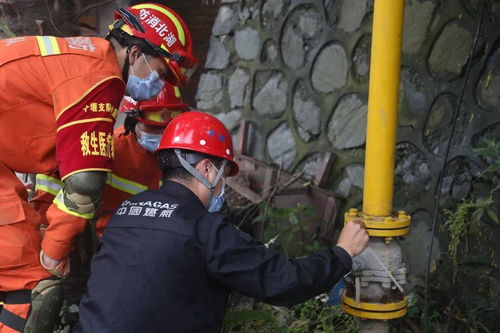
299,153,325,180
195,72,223,110
267,123,296,171
235,27,261,60
394,143,432,207
205,36,231,70
346,164,364,189
297,127,311,142
399,211,441,277
263,39,279,62
399,68,427,115
335,177,352,198
353,35,371,78
253,72,288,117
428,23,473,78
402,0,436,54
452,182,471,201
478,46,500,110
239,7,251,22
68,304,79,314
338,0,367,33
311,44,348,93
423,94,468,156
297,11,321,39
228,68,250,108
221,0,237,2
327,94,367,149
281,6,322,69
212,6,238,36
281,27,305,69
215,109,242,131
262,0,286,20
293,84,321,142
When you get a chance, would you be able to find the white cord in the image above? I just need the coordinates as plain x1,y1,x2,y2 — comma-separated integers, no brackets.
367,247,404,293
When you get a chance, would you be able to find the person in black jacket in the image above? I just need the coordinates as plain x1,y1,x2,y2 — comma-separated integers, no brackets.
74,111,369,333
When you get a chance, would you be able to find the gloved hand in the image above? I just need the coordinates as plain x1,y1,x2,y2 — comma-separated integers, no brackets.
351,248,375,272
39,224,48,239
39,250,70,279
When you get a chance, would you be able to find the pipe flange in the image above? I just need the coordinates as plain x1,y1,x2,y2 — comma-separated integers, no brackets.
342,294,408,320
344,209,411,237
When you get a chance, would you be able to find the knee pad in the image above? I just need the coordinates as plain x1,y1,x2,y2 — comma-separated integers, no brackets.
24,279,64,333
62,172,107,214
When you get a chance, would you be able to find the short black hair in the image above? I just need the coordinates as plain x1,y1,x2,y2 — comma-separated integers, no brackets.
156,149,223,183
107,28,156,56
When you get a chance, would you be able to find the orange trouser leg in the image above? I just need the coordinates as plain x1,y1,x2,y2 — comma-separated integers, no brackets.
0,162,51,292
0,304,30,333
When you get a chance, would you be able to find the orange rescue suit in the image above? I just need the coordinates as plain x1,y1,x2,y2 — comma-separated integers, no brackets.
31,127,162,237
95,126,162,234
0,36,124,295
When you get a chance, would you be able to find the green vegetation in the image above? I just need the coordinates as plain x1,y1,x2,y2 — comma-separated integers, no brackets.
223,299,357,333
255,203,323,257
444,140,500,280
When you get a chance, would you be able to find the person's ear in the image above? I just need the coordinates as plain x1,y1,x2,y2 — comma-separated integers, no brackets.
128,45,141,65
196,159,212,179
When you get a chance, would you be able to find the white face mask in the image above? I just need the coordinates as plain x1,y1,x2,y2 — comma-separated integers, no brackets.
208,177,225,213
136,128,162,152
126,54,165,101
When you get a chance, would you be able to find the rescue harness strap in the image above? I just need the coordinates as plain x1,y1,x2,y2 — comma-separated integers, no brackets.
0,290,31,332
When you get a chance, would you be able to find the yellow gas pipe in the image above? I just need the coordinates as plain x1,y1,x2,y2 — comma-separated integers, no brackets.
363,0,404,217
342,0,410,322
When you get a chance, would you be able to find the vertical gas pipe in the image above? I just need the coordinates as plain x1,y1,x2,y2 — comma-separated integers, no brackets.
342,0,410,331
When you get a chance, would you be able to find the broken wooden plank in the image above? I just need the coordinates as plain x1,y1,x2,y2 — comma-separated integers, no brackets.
226,177,261,204
313,152,335,187
236,120,251,156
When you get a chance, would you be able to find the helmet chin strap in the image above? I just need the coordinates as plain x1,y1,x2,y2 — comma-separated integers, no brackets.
174,149,226,194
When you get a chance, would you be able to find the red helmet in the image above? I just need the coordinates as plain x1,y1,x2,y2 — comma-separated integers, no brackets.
157,111,239,176
120,83,188,127
111,3,198,86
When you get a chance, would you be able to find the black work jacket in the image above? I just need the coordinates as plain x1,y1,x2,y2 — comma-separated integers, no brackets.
74,181,352,333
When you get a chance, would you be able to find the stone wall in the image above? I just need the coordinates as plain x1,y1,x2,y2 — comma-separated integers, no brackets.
197,0,500,326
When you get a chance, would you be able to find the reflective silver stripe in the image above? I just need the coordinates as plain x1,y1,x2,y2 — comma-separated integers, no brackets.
42,36,55,55
106,173,148,195
35,174,63,196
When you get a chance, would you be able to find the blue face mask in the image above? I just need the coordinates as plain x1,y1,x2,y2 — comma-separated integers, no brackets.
126,54,165,101
208,178,226,212
137,129,162,152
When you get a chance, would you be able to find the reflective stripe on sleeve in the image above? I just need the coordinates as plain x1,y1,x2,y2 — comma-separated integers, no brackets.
106,173,148,195
35,174,63,196
36,36,61,56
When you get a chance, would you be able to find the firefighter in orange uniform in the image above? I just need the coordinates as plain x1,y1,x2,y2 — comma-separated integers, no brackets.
33,84,188,236
97,84,188,235
0,3,197,332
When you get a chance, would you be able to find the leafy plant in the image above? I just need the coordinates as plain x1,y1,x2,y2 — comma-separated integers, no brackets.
223,298,357,333
443,141,500,281
255,203,324,257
